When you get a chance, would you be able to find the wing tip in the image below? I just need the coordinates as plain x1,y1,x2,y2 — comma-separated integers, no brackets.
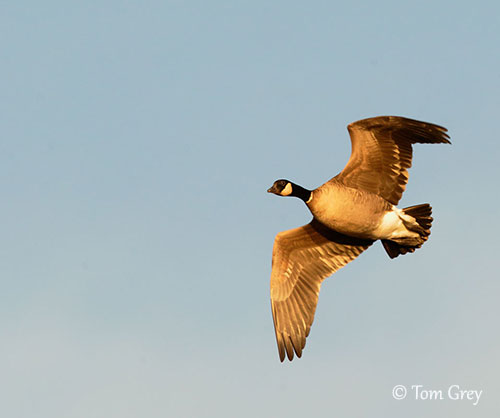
349,115,450,132
276,332,305,362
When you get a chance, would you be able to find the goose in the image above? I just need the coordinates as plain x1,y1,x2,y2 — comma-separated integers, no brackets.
267,116,451,362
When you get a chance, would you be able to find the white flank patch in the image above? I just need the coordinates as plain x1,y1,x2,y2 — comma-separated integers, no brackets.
375,209,402,238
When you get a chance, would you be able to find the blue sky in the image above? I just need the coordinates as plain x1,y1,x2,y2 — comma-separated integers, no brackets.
1,1,499,417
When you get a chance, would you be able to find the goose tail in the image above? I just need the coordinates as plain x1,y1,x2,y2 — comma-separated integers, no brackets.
382,204,433,259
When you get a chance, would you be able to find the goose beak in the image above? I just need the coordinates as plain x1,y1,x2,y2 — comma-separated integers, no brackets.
267,184,278,193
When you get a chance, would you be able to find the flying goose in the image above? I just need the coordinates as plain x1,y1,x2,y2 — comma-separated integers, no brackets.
267,116,451,362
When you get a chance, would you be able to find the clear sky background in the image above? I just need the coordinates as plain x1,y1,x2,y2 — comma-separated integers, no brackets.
1,1,499,417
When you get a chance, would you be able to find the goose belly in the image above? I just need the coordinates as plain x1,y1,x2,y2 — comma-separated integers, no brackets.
308,186,392,239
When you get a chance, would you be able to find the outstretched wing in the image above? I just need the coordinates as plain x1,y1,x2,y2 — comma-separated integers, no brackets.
333,116,450,205
270,220,372,361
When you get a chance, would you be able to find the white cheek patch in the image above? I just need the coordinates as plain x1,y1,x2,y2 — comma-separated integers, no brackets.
281,182,293,196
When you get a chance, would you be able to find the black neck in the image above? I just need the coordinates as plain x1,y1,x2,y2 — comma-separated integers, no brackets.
292,183,312,203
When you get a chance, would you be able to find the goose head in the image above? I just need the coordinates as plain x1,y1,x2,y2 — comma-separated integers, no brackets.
267,179,293,196
268,179,312,203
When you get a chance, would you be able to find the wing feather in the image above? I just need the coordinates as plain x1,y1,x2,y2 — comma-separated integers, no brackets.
333,116,450,204
270,220,372,361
